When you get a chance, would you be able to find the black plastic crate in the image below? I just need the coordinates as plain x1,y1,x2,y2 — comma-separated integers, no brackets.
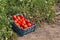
10,14,36,36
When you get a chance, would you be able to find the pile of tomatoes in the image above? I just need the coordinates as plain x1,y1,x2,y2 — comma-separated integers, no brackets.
12,14,33,29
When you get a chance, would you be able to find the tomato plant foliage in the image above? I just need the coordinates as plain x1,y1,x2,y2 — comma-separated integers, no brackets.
0,0,56,40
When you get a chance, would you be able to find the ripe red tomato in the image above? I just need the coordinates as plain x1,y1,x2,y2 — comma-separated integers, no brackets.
26,20,30,23
22,17,25,21
17,21,21,25
24,24,28,28
17,16,20,20
24,18,27,21
21,23,28,28
19,19,22,23
14,19,18,22
12,15,17,20
21,24,25,27
19,14,24,19
22,20,26,24
27,23,32,27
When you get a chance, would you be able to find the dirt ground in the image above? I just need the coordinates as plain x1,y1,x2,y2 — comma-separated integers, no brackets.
17,15,60,40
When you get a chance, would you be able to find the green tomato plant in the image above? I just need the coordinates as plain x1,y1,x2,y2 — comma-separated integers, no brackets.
0,0,56,40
